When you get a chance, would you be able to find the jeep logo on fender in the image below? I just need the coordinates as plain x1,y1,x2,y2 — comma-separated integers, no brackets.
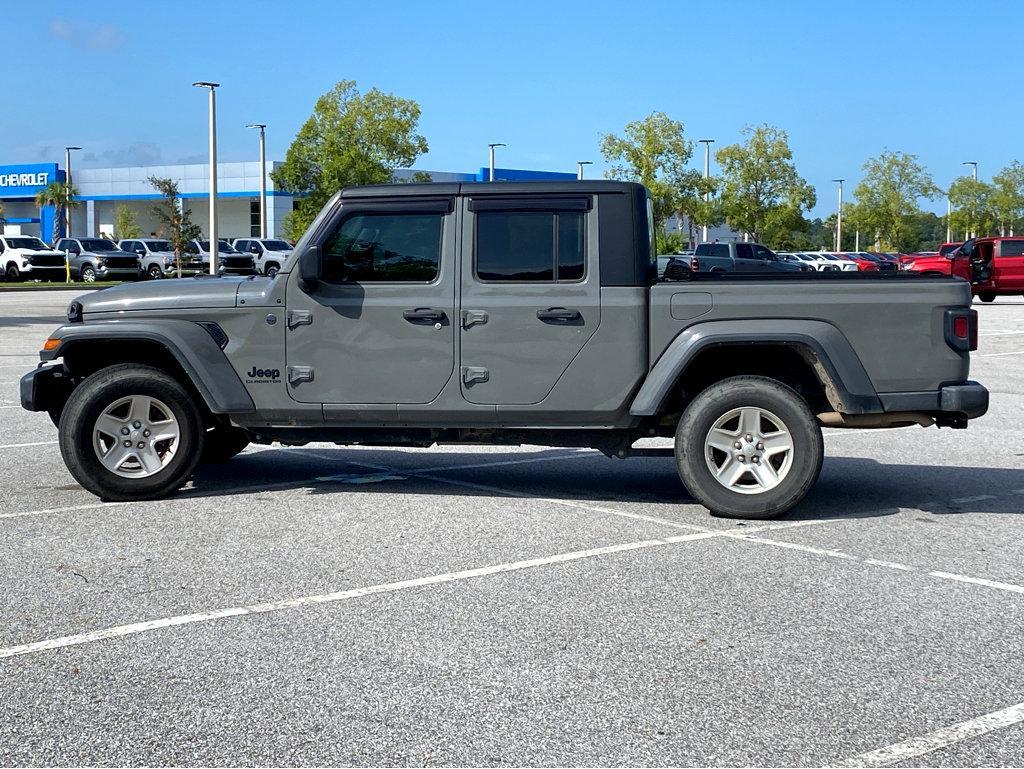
245,365,281,383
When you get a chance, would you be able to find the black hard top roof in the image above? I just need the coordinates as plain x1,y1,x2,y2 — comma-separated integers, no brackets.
340,180,644,198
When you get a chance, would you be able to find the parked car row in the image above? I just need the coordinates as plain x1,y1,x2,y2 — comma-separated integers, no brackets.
0,235,294,283
659,244,904,277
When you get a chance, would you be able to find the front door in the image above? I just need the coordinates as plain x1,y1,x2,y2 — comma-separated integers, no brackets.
285,198,457,404
458,195,600,405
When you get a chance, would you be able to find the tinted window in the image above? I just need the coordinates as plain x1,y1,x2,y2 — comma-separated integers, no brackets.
263,240,292,251
753,245,774,260
735,243,754,259
80,239,118,252
322,212,442,283
695,243,730,259
476,211,586,282
1000,240,1024,257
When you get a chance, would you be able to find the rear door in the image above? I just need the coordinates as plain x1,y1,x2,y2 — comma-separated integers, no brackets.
734,243,761,271
459,195,600,405
285,197,457,404
994,239,1024,290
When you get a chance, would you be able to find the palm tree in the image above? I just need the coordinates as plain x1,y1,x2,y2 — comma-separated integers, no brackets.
34,181,79,245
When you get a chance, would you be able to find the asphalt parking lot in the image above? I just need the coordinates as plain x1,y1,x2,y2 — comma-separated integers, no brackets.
1,289,1022,767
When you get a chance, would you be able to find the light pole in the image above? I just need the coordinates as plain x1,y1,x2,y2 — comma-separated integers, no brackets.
488,143,505,182
64,146,81,238
698,139,714,242
193,81,220,274
946,195,952,243
962,161,978,238
247,123,267,238
832,179,845,250
576,161,592,180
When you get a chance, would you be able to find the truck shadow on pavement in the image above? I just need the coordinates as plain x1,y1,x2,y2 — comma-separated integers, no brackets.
186,449,1024,522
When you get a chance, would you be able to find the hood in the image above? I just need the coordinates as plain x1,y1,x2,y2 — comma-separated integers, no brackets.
78,276,251,315
16,248,63,256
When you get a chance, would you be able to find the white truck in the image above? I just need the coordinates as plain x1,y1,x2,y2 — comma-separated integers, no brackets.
0,235,68,281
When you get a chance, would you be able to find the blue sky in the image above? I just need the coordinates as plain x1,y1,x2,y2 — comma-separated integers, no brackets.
4,0,1020,217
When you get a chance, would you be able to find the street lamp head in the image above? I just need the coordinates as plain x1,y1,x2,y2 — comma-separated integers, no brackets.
488,142,506,149
832,178,844,183
192,81,220,89
66,146,82,151
577,160,592,166
698,138,715,144
246,123,266,130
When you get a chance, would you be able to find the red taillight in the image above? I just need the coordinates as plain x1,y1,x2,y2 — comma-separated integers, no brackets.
690,256,699,272
953,316,969,339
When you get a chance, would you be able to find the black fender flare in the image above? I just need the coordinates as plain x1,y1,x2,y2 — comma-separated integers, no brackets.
41,319,255,414
629,319,883,416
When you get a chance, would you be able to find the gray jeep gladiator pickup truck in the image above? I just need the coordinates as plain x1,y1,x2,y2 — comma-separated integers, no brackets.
21,181,988,518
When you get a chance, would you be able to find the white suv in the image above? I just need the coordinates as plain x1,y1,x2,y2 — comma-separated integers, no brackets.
0,235,67,282
232,238,293,277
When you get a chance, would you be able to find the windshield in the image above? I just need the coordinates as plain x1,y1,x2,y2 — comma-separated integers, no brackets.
6,237,49,250
262,240,292,251
145,240,172,252
79,239,120,252
200,241,238,254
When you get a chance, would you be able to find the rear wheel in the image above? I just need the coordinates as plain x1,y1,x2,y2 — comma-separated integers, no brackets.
978,293,996,303
58,364,204,501
674,376,823,519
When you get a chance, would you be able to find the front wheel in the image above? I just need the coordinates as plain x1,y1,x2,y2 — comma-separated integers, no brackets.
58,364,204,501
147,264,163,280
6,264,21,282
264,263,280,278
674,376,824,519
80,265,97,282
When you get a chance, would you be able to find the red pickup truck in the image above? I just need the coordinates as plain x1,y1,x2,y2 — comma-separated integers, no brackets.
903,236,1024,302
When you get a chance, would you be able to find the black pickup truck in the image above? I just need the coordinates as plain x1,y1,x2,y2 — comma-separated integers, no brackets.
22,181,988,518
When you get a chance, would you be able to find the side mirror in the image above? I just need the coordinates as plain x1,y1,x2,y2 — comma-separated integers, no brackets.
298,245,320,292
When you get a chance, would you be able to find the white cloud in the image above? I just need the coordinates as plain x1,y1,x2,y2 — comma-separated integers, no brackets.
47,18,127,51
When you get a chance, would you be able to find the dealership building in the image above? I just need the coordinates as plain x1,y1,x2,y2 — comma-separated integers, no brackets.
0,161,575,242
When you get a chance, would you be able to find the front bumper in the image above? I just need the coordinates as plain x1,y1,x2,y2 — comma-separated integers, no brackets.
98,266,143,279
878,381,989,427
20,364,72,413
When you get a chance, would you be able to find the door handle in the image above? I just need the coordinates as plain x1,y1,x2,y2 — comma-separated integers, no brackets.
403,307,446,324
536,307,582,323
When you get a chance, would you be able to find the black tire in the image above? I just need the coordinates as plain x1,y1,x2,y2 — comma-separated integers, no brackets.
80,264,97,282
979,293,996,303
147,264,163,280
674,375,824,519
264,263,280,278
201,426,251,463
58,364,204,501
6,263,21,282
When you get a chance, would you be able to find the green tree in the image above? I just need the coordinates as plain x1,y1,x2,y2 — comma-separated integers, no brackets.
148,177,201,277
34,181,79,244
852,151,938,251
948,175,995,240
715,124,815,245
272,79,429,240
991,161,1024,235
113,204,141,240
600,111,705,250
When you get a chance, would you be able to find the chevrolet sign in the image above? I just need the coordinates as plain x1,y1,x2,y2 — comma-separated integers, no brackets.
0,163,60,196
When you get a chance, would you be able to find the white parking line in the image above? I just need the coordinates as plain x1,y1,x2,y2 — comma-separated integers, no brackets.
979,330,1024,336
833,700,1024,767
976,350,1024,358
0,519,825,661
0,440,57,450
928,571,1024,595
